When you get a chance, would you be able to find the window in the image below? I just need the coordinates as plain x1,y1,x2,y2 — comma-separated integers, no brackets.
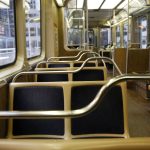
100,28,111,48
123,23,128,48
25,0,41,59
0,0,16,68
139,17,147,49
67,28,83,49
88,30,94,46
116,26,120,48
64,2,86,50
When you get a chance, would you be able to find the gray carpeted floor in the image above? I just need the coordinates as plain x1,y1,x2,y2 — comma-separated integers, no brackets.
127,88,150,137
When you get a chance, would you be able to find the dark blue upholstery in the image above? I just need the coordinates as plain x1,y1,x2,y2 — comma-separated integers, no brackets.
48,63,70,68
98,62,104,66
71,85,124,135
37,74,68,82
13,86,64,136
73,63,96,67
73,70,104,81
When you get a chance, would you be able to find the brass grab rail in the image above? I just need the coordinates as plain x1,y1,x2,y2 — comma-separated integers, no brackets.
37,51,100,68
1,74,150,119
13,57,121,82
47,50,90,61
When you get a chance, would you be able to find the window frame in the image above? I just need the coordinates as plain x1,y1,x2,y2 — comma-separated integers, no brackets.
27,0,42,60
0,0,17,69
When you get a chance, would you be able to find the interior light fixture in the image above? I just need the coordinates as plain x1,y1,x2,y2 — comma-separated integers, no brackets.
88,0,103,9
0,0,10,9
77,0,84,8
101,0,122,9
56,0,63,7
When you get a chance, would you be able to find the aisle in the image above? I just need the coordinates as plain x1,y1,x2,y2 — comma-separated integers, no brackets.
127,88,150,137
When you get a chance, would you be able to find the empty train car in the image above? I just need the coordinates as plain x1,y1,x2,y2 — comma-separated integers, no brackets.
1,0,150,149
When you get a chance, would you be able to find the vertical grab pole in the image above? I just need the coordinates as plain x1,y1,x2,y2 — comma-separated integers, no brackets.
85,0,89,50
126,0,129,74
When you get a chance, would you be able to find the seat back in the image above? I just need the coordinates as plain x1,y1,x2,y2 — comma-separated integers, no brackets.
73,67,107,81
36,74,69,82
48,63,70,68
70,81,128,138
73,61,97,67
8,83,65,138
35,66,107,82
8,81,128,139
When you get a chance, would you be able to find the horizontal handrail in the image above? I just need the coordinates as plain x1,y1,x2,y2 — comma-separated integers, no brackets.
47,50,90,61
1,74,150,119
75,51,100,61
47,51,99,62
13,57,120,82
37,51,99,68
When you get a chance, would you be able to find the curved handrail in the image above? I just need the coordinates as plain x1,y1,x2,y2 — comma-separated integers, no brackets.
47,50,90,61
37,51,100,68
36,60,70,68
75,51,100,61
1,74,150,119
47,51,100,62
13,57,121,82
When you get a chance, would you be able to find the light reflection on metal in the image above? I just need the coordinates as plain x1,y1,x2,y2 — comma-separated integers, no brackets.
13,56,121,82
1,75,150,118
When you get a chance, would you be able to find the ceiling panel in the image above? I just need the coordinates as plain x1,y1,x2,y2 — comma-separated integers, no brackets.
88,9,113,27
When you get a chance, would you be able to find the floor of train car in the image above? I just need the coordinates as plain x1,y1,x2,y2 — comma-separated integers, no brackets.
127,88,150,137
107,65,150,137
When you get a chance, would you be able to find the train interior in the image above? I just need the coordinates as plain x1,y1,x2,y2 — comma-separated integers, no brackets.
1,0,150,149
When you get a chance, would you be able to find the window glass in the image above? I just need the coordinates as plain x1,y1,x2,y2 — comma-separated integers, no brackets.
100,28,111,48
64,6,86,49
88,30,94,46
139,17,147,49
116,26,120,47
67,28,83,49
123,23,128,48
25,0,41,59
0,0,16,68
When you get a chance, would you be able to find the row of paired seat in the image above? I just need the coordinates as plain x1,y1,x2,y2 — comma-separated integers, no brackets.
7,50,129,139
35,51,106,82
8,81,128,139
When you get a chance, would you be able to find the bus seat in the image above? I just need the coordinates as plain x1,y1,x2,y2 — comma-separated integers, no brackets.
70,82,128,138
73,61,105,67
48,63,70,68
35,67,107,82
8,81,128,139
73,67,107,81
8,83,65,138
36,74,68,82
73,62,96,67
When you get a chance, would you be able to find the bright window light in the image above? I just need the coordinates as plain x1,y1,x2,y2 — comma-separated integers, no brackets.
117,0,134,9
0,0,9,5
101,0,122,9
117,0,128,9
77,0,84,8
88,0,103,9
0,3,9,8
56,0,63,7
0,0,10,8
